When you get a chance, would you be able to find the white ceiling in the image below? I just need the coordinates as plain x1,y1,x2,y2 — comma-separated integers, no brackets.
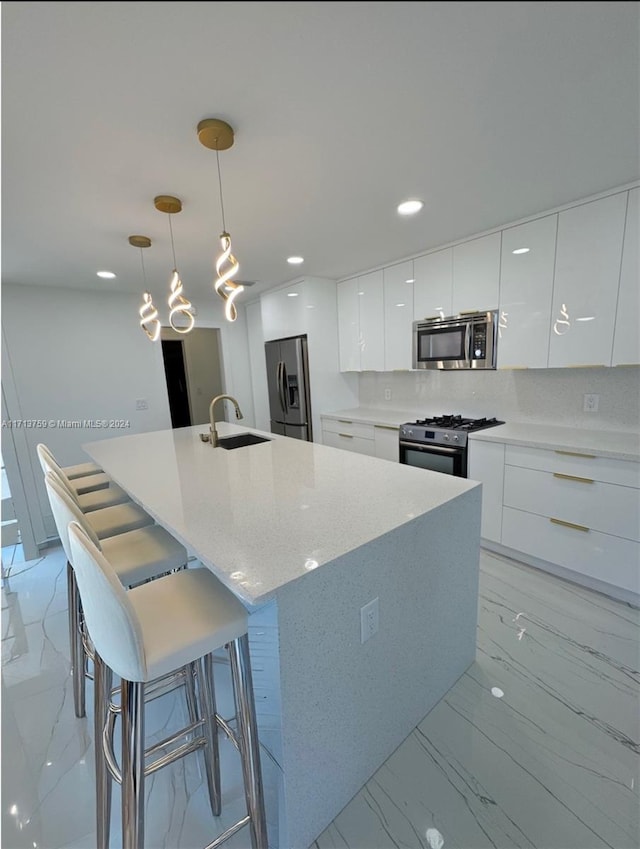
2,1,639,304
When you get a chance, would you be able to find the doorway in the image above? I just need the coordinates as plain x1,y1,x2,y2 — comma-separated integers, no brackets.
160,328,225,427
161,340,192,428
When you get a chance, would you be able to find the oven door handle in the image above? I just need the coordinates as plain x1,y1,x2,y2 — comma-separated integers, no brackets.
399,441,463,456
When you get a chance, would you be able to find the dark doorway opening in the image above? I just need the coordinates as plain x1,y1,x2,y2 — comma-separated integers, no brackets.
161,339,192,428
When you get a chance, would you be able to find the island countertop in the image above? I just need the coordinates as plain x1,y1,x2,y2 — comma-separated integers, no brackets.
84,423,478,606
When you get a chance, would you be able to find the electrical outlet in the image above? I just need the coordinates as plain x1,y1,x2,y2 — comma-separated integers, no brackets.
135,399,149,411
384,388,392,401
583,394,599,413
360,597,379,643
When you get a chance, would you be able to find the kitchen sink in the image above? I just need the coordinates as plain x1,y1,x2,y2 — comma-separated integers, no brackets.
216,433,271,450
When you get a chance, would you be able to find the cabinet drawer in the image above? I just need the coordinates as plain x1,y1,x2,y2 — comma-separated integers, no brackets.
322,429,375,456
320,417,375,440
502,506,640,595
503,465,640,541
505,444,640,488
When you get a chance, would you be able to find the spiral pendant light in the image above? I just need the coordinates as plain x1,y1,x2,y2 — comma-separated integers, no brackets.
129,235,161,342
197,118,244,322
154,195,195,334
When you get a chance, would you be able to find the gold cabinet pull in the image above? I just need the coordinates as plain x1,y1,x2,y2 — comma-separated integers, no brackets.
374,424,398,431
553,472,594,484
554,450,596,459
338,419,352,425
338,433,354,439
550,517,589,532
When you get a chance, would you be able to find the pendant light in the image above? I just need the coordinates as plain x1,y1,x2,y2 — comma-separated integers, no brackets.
130,235,161,342
197,118,244,322
154,195,195,334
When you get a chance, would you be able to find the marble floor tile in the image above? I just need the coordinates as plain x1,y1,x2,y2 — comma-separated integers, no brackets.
2,544,638,849
313,552,640,849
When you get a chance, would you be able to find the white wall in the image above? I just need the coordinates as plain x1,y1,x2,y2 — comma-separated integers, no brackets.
357,367,640,432
161,326,224,425
1,284,254,544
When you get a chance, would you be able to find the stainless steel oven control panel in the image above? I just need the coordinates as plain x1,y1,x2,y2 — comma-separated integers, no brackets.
399,424,468,447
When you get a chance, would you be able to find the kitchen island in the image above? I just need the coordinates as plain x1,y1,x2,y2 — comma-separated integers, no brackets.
83,422,482,848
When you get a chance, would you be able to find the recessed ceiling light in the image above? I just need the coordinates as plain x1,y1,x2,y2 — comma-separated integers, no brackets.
287,292,299,297
287,256,304,265
405,278,415,284
397,199,424,216
512,247,530,255
96,270,116,279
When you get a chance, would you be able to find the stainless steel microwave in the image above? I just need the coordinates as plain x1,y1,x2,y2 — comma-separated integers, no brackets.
412,310,498,370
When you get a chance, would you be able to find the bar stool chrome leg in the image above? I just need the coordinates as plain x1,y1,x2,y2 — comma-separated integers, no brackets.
121,679,146,849
198,652,222,816
66,561,86,718
94,652,113,849
229,635,268,847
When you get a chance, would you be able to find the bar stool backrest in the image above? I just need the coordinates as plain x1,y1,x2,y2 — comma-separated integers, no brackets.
37,447,81,504
44,471,102,559
36,443,57,475
68,521,148,682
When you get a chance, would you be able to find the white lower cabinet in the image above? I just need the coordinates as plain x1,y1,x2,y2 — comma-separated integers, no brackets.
501,507,639,596
321,417,399,462
471,437,640,600
321,417,375,456
374,425,398,461
468,440,505,543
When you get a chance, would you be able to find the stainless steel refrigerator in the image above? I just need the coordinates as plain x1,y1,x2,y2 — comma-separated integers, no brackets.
265,335,313,441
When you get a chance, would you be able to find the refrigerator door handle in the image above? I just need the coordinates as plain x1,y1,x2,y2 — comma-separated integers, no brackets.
281,361,289,413
277,361,286,413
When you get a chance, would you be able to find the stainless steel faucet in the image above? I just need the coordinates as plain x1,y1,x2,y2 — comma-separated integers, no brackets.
208,394,243,447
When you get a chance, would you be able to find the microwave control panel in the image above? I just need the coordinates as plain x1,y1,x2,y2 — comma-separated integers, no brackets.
471,323,487,360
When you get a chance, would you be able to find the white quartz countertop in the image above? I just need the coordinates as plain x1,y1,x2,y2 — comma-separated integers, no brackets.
468,422,640,461
320,407,423,428
322,407,640,462
83,423,478,607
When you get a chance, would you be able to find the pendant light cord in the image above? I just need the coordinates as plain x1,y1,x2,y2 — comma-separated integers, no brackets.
139,247,148,288
216,145,227,232
167,214,178,268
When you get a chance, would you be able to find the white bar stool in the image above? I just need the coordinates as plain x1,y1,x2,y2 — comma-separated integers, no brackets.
38,445,130,510
45,471,178,718
37,443,108,493
68,521,268,849
37,442,104,480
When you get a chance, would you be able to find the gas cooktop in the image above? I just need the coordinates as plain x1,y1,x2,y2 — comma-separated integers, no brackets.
410,415,504,432
399,415,505,448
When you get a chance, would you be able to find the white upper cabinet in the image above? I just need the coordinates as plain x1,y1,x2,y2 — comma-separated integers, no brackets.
498,214,558,369
452,232,501,314
383,261,414,370
337,278,361,371
612,188,639,366
413,249,453,320
548,192,627,368
358,270,385,371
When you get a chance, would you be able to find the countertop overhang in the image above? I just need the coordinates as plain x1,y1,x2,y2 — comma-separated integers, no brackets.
83,423,478,606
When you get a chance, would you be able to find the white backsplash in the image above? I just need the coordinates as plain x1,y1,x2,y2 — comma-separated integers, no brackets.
358,367,640,432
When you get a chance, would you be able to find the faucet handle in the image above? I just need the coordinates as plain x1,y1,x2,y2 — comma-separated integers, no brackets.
235,407,243,420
